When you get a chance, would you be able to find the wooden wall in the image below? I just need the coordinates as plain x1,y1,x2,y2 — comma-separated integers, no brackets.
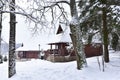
17,51,40,59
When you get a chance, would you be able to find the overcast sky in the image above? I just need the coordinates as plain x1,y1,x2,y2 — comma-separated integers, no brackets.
1,0,71,50
1,14,57,50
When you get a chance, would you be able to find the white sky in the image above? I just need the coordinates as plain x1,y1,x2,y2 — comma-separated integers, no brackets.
1,0,71,50
2,14,54,50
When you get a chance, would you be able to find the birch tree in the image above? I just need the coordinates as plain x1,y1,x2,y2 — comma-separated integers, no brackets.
8,0,16,78
0,1,4,63
69,0,87,69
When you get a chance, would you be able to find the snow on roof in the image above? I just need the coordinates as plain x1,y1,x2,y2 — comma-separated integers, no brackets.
48,24,71,44
16,46,39,51
16,36,50,51
16,38,40,51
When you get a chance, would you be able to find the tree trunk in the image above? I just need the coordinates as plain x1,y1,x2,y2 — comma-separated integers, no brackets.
8,0,16,78
69,0,87,70
102,1,109,62
0,12,3,63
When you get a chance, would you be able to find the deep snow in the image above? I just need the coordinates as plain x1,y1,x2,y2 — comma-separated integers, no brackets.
0,50,120,80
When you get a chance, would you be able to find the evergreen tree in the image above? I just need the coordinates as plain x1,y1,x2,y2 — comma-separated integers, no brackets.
78,0,120,62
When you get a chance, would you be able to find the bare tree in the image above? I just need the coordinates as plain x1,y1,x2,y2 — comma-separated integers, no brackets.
11,0,87,69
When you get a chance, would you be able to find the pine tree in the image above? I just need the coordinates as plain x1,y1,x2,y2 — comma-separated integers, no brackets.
78,0,120,63
101,0,109,62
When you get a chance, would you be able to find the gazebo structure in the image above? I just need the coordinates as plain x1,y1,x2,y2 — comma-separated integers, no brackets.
44,24,103,62
48,42,69,56
44,24,76,62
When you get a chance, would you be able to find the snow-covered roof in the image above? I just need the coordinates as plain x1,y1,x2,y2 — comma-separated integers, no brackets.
48,24,71,44
16,36,50,51
16,40,40,51
16,44,39,51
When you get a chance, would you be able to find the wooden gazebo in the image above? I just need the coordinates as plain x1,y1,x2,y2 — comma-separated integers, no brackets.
48,42,69,56
44,24,76,62
44,24,103,62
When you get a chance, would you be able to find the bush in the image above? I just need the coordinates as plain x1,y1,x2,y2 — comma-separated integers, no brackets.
0,55,3,63
4,56,7,62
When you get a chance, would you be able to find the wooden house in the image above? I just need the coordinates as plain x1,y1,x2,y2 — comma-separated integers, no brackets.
16,44,42,60
17,50,40,59
44,24,103,62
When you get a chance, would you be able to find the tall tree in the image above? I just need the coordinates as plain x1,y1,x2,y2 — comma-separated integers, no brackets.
8,0,16,78
0,0,4,64
78,0,120,63
0,8,3,64
101,0,109,62
69,0,87,69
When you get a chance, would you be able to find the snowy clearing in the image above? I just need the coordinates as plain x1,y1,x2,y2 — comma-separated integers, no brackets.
0,50,120,80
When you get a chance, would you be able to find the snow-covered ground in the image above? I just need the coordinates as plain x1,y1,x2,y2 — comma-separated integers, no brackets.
0,50,120,80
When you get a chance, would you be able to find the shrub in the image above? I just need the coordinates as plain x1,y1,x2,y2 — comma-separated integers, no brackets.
0,55,3,63
4,56,7,62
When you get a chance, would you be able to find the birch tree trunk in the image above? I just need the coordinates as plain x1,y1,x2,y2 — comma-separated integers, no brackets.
0,12,3,63
69,0,87,70
8,0,16,78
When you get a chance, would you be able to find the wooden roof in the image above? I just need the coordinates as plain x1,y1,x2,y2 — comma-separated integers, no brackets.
56,25,63,34
48,42,69,46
